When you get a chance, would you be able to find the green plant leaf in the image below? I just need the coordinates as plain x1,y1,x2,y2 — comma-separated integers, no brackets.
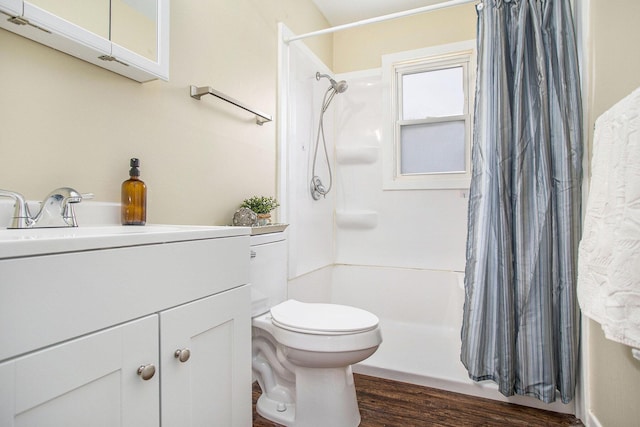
240,196,279,214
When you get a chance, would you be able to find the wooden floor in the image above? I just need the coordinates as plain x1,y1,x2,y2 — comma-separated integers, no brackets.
253,374,584,427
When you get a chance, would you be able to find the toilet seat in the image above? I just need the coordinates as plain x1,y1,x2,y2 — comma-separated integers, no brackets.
270,300,379,335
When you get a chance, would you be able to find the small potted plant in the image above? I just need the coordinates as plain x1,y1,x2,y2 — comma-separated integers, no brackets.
240,196,279,226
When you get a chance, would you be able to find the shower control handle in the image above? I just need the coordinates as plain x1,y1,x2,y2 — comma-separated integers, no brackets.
310,177,326,200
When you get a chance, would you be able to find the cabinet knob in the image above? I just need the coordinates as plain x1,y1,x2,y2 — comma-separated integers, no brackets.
174,348,191,363
137,364,156,380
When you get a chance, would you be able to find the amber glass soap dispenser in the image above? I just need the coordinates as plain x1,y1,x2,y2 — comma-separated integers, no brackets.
121,158,147,225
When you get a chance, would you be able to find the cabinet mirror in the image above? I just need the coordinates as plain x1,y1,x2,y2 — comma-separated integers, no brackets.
28,0,110,39
111,0,158,62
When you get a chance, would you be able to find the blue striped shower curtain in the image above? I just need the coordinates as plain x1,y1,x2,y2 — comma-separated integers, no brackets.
461,0,582,404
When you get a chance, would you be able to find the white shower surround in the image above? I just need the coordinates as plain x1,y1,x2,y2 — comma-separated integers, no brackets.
278,24,574,414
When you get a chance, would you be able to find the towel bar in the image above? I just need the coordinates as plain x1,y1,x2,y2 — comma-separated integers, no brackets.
190,85,272,125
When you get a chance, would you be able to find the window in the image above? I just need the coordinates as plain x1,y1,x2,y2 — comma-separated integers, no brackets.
382,41,476,190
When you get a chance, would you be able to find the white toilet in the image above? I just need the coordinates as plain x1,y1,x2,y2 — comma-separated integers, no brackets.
250,232,382,427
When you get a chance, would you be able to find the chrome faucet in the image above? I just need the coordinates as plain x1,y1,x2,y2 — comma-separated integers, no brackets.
0,187,88,228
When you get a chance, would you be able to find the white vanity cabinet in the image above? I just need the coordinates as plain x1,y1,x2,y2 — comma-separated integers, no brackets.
0,227,252,426
0,0,169,82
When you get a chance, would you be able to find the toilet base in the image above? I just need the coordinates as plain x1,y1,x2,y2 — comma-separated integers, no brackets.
256,394,296,426
257,365,361,427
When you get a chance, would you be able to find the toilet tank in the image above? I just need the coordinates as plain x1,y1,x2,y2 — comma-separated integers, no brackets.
250,232,287,316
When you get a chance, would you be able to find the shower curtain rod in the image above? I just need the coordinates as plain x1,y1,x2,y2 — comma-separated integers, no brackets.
285,0,478,43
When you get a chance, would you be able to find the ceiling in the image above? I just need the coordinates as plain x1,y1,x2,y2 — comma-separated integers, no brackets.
311,0,446,26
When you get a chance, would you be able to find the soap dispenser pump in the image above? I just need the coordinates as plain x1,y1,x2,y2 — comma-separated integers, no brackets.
121,158,147,225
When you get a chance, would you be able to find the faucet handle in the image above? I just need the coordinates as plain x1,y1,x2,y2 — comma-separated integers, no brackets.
62,202,79,227
0,189,33,229
56,187,82,203
62,192,94,227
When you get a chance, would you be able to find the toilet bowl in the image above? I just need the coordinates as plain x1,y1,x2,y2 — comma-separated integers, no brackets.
250,233,382,427
252,300,382,427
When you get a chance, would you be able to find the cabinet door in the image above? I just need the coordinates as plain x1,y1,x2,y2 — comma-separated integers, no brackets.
160,285,252,427
111,0,169,80
0,0,21,16
22,1,111,54
26,0,110,38
0,0,167,82
0,316,159,427
111,0,156,62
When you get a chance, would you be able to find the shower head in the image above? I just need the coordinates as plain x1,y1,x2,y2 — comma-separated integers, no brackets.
316,72,348,93
333,79,348,93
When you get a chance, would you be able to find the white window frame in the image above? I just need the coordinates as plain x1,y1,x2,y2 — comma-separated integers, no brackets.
382,40,476,190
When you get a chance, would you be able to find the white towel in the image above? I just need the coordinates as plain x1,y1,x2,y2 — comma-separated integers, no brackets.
577,86,640,349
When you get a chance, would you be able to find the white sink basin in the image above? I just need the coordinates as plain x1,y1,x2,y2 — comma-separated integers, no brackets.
0,224,251,259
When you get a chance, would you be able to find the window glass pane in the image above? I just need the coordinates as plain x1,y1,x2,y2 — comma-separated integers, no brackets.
400,121,466,174
402,67,464,120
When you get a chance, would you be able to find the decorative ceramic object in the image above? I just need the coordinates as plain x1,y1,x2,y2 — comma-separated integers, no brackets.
256,213,271,226
233,207,258,226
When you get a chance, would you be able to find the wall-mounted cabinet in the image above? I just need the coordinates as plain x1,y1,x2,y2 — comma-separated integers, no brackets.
0,0,169,82
0,0,20,16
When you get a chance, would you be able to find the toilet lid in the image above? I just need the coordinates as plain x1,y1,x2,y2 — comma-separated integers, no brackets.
270,300,379,334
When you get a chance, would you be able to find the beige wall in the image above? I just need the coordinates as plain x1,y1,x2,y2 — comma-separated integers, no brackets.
0,0,330,226
586,1,640,426
333,3,477,73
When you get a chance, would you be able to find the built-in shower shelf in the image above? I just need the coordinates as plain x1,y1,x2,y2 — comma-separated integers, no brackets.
336,210,378,229
336,146,379,164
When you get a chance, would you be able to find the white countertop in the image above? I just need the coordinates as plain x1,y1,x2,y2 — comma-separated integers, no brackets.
0,224,251,259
